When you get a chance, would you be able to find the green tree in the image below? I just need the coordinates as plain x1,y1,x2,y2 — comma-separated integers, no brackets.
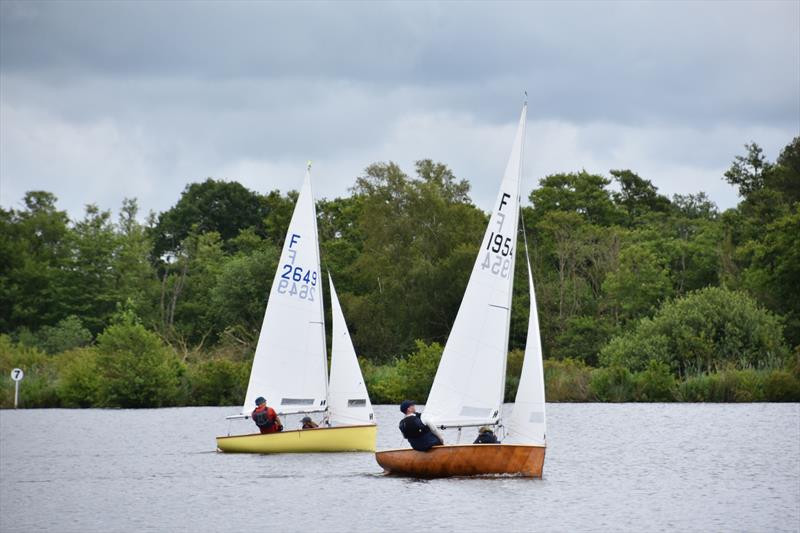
530,171,622,226
151,179,269,258
724,142,770,198
209,241,280,347
158,231,225,348
62,204,118,333
344,160,485,360
113,199,160,328
0,192,70,331
602,244,672,325
610,169,671,226
739,210,800,345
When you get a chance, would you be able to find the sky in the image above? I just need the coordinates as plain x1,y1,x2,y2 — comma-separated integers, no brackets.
1,0,798,220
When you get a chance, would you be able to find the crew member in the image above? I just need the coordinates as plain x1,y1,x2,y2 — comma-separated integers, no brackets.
473,426,499,444
300,416,319,429
251,396,283,434
398,400,444,451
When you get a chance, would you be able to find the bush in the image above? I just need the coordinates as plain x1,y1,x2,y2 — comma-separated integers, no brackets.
360,341,443,404
634,360,676,401
590,366,636,402
362,358,403,404
676,374,714,402
677,369,767,402
390,340,443,403
601,287,790,376
544,359,592,401
763,370,800,401
32,316,93,354
94,312,185,407
0,335,61,408
58,348,101,407
728,369,765,402
187,358,248,406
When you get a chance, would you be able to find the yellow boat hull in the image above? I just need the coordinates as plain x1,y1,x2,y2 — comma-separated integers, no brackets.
216,424,377,453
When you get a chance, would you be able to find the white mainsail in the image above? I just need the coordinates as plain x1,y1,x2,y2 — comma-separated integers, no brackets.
326,276,375,426
241,167,328,415
505,253,547,445
424,103,528,428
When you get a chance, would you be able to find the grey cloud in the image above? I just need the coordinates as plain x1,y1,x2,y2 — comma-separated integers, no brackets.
0,0,797,219
2,1,797,127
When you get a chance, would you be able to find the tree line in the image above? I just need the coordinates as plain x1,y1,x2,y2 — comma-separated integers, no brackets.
1,139,798,407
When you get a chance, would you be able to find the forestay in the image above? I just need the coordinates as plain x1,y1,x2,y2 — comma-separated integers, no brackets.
424,104,528,428
326,276,375,426
240,168,328,415
505,253,547,445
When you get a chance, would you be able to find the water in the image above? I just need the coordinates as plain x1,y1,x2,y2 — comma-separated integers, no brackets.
1,404,798,532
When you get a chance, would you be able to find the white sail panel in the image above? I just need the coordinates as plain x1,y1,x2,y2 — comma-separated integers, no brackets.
326,276,375,426
241,168,328,415
505,254,547,445
424,104,527,427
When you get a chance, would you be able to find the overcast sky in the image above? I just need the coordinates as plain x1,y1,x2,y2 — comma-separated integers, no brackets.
1,1,798,220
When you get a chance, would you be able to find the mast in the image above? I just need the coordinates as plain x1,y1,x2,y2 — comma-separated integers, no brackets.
308,161,329,416
498,95,527,421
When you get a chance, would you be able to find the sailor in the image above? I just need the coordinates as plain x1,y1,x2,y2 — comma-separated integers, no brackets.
300,416,319,429
473,426,499,444
251,396,283,434
398,400,445,451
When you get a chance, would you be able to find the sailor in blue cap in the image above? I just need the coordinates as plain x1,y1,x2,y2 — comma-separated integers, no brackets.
398,400,444,451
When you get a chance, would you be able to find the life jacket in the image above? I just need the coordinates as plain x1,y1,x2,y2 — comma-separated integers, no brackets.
399,413,441,452
252,405,277,429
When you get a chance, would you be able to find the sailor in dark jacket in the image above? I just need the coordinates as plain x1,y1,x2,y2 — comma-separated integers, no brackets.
473,426,499,444
398,400,445,452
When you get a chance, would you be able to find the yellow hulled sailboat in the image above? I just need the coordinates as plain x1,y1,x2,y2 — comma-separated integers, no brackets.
217,164,376,454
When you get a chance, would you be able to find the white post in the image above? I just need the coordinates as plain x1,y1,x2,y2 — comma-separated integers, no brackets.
10,368,24,408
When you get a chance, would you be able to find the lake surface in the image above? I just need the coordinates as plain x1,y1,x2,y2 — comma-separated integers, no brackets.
1,404,798,532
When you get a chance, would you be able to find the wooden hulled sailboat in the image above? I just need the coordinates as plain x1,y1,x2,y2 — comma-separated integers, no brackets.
375,102,547,477
216,166,376,453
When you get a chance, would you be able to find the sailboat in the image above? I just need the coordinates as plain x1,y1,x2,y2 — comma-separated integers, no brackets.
375,102,547,477
216,165,376,453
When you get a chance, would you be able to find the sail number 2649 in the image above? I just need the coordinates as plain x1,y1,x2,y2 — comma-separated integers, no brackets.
277,266,317,301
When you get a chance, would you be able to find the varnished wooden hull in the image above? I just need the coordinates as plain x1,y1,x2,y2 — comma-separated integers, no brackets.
216,424,376,453
375,444,545,478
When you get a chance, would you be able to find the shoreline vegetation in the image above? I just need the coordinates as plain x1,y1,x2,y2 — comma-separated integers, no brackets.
2,139,799,408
